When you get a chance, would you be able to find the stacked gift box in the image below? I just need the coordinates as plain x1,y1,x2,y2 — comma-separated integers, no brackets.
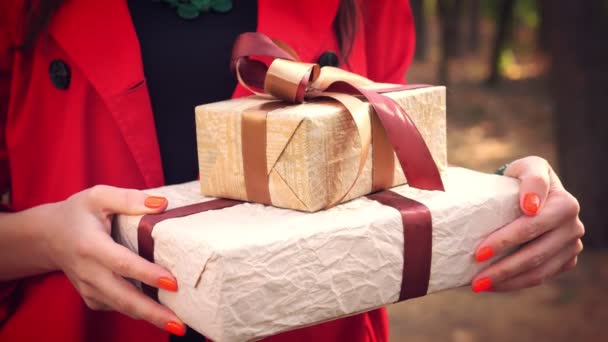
114,33,521,341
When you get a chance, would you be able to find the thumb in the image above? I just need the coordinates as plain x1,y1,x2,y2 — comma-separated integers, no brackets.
83,185,168,216
503,157,551,216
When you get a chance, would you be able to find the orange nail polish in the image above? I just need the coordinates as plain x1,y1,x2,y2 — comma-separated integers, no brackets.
475,246,494,262
157,277,178,292
523,193,540,215
145,196,167,209
165,321,186,336
472,277,493,293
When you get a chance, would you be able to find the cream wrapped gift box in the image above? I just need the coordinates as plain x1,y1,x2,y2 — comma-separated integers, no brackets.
195,85,447,212
113,167,521,342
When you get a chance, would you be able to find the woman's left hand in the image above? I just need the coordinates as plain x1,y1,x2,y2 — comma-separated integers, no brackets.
471,156,584,292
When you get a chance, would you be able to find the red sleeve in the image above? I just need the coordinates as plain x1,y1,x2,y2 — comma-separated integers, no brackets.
364,0,416,84
0,2,18,327
0,0,16,197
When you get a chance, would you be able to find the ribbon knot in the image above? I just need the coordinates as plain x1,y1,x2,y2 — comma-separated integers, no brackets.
264,59,319,103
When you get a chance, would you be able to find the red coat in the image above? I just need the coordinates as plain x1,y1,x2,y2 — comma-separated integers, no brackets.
0,0,415,340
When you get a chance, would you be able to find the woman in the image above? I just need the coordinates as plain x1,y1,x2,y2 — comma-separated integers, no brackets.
0,0,584,341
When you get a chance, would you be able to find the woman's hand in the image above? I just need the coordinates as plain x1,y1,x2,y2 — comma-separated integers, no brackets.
41,185,186,336
471,156,584,292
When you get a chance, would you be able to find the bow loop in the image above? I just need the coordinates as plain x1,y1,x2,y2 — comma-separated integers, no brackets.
311,66,375,91
231,32,295,71
264,59,320,103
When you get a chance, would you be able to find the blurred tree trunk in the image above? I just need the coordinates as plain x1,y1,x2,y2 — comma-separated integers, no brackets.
437,0,450,84
411,0,427,60
486,0,516,86
537,0,551,52
549,1,608,248
467,0,481,52
437,0,465,84
450,0,465,57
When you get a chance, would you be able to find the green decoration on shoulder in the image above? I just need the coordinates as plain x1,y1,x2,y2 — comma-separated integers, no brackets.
211,0,233,13
159,0,233,20
192,0,211,11
177,3,200,19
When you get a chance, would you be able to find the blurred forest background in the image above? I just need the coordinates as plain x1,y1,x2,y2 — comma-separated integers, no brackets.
388,0,607,341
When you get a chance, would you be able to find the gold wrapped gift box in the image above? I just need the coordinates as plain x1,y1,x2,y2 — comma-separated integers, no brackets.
196,85,446,212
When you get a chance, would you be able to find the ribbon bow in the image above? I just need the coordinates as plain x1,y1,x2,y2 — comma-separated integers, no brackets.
231,33,444,207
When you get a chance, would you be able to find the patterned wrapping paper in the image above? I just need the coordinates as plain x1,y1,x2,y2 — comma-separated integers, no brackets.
114,167,521,342
195,86,447,212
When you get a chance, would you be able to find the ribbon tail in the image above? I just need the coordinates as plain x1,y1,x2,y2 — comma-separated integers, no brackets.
316,92,372,207
326,81,444,192
362,89,444,191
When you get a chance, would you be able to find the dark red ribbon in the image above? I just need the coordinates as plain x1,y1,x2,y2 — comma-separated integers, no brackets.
366,191,432,301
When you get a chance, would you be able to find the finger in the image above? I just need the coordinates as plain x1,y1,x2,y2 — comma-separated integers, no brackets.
65,272,111,312
93,236,178,293
548,166,565,191
98,271,186,336
84,185,168,216
504,156,551,216
473,221,582,287
84,298,112,311
559,255,579,274
492,240,583,292
475,194,578,261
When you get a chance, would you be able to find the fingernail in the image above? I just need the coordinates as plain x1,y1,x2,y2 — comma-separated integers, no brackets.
157,276,178,292
472,277,493,293
165,321,186,336
475,246,494,263
523,192,540,215
145,196,167,209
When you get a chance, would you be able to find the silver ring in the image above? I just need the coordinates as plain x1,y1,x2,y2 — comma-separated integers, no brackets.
495,163,509,176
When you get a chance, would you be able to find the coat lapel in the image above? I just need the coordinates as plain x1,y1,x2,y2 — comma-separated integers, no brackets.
49,0,143,97
48,0,164,187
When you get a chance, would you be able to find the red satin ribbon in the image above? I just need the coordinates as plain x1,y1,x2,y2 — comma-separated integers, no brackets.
366,190,432,301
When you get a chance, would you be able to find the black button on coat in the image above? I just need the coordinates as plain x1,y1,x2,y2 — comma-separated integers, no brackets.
49,60,71,90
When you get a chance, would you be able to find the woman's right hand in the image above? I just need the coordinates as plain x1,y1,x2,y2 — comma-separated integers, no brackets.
40,185,186,336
